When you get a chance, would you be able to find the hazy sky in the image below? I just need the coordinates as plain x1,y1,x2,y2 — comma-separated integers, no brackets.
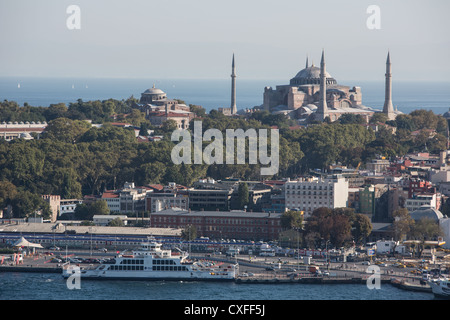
1,0,449,82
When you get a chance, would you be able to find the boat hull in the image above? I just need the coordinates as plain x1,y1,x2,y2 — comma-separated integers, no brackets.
63,269,236,282
429,280,450,299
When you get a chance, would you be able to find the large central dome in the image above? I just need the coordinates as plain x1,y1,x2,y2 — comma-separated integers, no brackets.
290,63,337,86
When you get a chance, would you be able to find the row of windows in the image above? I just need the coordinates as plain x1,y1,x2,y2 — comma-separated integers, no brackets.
153,217,278,226
153,259,176,265
109,265,189,272
120,259,144,265
110,265,144,271
153,266,188,271
153,225,278,234
286,191,333,196
286,185,333,190
286,201,331,206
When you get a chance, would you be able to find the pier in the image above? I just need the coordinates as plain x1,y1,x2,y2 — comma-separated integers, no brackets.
0,251,432,295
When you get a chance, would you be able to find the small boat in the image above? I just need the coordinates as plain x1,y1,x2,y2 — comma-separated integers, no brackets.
390,278,403,287
62,240,237,281
428,277,450,299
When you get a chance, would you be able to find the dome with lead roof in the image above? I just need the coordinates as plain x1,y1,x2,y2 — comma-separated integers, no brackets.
290,63,337,86
140,84,167,104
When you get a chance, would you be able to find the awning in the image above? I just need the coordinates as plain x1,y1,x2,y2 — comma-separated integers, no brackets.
12,237,44,248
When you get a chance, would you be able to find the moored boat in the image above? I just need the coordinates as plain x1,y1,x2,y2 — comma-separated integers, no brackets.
428,277,450,298
62,241,237,281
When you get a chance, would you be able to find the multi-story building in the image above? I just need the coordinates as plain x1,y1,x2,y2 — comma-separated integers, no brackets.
359,186,376,216
59,199,83,217
101,182,150,214
405,193,441,213
188,189,233,211
284,175,349,217
366,158,390,174
146,182,189,213
408,179,434,198
101,191,120,213
150,208,282,241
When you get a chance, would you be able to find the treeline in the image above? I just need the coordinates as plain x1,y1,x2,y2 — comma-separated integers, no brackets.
280,207,372,248
0,98,139,124
0,99,448,219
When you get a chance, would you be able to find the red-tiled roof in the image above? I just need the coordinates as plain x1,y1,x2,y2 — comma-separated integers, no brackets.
101,191,119,199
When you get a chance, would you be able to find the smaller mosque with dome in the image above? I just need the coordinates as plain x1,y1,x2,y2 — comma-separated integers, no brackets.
263,51,400,123
137,84,194,130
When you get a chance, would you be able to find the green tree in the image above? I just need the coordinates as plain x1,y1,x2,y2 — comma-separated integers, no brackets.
392,208,414,241
108,217,125,227
410,217,443,257
280,210,304,230
0,180,18,208
181,225,197,241
11,190,51,219
352,214,373,245
44,103,68,121
305,207,353,248
74,200,110,220
42,118,91,143
236,182,249,209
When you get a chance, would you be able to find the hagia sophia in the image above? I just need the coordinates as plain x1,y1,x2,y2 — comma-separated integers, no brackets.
136,50,401,128
262,50,401,123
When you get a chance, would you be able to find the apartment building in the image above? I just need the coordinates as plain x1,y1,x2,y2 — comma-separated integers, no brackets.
284,175,349,216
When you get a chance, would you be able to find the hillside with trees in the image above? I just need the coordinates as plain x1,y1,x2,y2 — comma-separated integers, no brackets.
0,98,448,220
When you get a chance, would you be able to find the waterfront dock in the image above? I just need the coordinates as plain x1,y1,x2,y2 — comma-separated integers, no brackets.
0,252,433,295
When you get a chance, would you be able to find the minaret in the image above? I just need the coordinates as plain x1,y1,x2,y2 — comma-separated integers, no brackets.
231,54,237,114
383,52,395,120
317,49,328,121
305,55,309,69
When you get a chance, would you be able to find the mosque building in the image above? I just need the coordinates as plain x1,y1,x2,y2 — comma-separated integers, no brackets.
262,51,400,123
138,85,194,130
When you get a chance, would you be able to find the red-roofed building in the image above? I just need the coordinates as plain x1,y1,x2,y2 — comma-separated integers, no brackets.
148,110,193,129
101,191,120,213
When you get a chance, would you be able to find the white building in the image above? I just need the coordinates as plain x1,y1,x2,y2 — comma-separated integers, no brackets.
404,194,440,213
93,215,128,226
101,182,151,214
0,121,47,141
284,175,349,217
101,191,120,213
59,199,83,216
376,240,398,254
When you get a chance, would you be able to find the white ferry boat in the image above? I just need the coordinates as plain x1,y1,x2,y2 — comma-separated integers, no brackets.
62,241,237,281
428,277,450,298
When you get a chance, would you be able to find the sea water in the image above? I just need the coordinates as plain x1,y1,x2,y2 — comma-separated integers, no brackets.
0,272,433,300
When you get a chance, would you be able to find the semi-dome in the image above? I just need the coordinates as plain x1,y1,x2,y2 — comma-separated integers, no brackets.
410,205,444,222
290,64,337,86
